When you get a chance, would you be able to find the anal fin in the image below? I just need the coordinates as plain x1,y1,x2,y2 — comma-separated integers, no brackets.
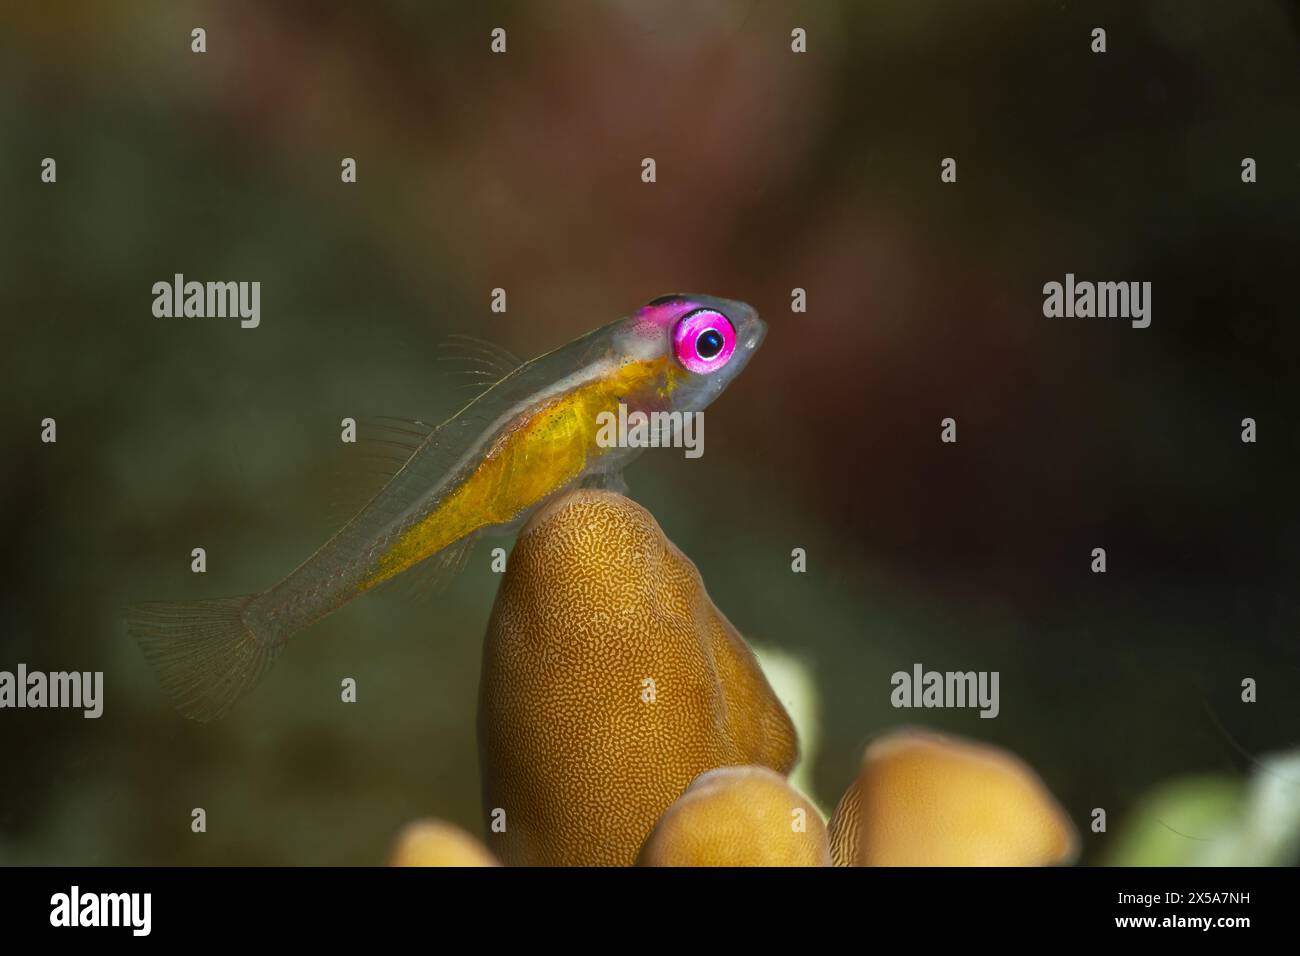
387,534,478,605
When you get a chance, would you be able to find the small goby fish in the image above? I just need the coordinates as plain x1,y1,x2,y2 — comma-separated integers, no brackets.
129,294,766,721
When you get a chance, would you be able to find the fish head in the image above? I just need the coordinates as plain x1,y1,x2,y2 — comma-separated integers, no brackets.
620,293,766,411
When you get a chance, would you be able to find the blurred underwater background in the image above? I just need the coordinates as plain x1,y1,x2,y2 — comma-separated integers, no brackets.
0,0,1298,864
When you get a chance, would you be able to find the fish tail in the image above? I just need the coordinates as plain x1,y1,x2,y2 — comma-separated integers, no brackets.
127,595,282,722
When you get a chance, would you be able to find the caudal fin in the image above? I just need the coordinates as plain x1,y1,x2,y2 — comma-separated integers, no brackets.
127,596,282,722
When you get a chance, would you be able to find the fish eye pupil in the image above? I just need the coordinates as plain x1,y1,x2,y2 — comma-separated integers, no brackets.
696,329,724,359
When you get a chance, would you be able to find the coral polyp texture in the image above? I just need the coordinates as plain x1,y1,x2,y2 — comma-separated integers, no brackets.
477,489,798,866
637,766,830,867
828,729,1079,867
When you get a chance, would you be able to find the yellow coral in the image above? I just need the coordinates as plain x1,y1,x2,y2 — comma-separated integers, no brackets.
637,766,830,866
477,490,798,866
388,820,500,867
828,729,1078,866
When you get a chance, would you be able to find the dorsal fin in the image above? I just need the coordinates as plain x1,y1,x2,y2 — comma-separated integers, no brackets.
326,416,437,529
324,333,522,528
436,334,523,390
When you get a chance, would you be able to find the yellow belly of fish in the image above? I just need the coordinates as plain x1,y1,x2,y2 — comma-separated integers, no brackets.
361,358,678,590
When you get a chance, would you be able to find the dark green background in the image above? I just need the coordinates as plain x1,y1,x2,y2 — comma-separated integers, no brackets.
1,0,1297,864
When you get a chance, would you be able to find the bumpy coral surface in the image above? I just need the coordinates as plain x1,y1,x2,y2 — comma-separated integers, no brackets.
478,490,798,866
637,766,829,867
828,729,1078,867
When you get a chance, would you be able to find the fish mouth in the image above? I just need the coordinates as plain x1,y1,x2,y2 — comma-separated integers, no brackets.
743,319,767,351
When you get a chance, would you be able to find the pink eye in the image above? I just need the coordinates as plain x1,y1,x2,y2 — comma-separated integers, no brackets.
672,309,736,374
